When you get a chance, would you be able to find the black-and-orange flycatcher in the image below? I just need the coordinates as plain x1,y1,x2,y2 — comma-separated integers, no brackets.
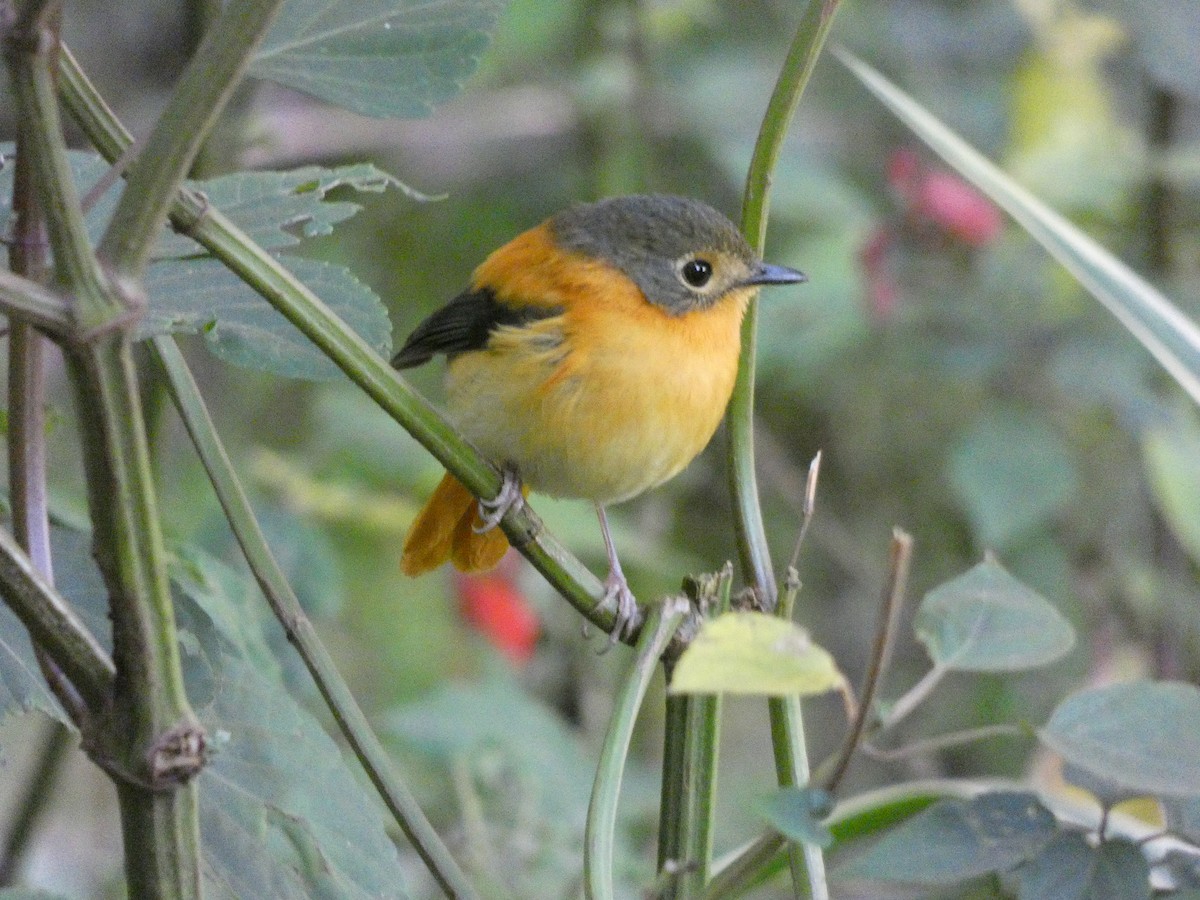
393,194,806,641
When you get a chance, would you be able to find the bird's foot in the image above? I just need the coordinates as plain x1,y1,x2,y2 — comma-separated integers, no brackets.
596,569,639,651
474,465,523,533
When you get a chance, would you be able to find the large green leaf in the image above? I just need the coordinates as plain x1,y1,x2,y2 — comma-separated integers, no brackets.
1016,832,1150,900
141,256,391,380
838,50,1200,409
838,791,1057,885
249,0,506,118
915,558,1075,672
1040,681,1200,799
175,581,407,898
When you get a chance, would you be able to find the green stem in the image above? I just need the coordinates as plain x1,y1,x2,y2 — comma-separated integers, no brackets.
57,44,652,647
4,12,203,897
658,568,732,897
585,597,688,900
0,271,72,334
153,336,480,900
96,0,284,278
731,0,841,609
766,577,826,898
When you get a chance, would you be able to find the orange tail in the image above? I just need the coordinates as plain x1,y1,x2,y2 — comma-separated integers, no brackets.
401,472,512,576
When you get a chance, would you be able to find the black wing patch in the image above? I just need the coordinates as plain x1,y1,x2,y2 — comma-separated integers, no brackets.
392,288,564,369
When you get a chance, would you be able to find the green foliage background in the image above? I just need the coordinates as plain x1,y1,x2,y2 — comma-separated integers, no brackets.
1,0,1199,896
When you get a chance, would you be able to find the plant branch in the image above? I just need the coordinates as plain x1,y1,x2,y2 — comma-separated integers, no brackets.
821,528,911,793
585,597,688,900
95,0,284,278
57,44,657,648
0,271,72,334
657,567,733,898
4,12,203,896
0,525,116,706
152,336,480,900
767,575,827,899
731,0,841,609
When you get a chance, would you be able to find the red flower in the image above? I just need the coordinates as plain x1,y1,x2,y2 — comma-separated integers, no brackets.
886,147,1003,247
455,560,540,664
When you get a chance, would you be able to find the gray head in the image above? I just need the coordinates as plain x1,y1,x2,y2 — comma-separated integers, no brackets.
549,195,805,315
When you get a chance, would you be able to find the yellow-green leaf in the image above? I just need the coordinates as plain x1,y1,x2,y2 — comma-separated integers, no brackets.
669,612,845,697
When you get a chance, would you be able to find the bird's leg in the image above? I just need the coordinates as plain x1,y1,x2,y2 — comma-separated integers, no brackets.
474,464,524,533
595,503,639,648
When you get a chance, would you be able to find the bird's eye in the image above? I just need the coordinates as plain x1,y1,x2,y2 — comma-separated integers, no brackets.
680,258,713,288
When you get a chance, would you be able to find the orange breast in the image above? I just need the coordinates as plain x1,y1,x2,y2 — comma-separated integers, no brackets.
445,225,752,504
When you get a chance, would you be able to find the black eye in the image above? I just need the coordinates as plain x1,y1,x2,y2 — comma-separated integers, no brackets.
681,258,713,288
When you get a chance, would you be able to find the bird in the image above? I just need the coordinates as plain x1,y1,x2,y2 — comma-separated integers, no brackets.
392,194,806,644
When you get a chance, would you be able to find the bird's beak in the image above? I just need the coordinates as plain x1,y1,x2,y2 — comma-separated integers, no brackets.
745,262,807,286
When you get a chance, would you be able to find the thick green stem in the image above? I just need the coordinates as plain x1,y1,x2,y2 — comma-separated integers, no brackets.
585,598,688,900
658,568,732,897
731,6,840,897
153,336,480,900
731,0,840,609
4,10,203,897
57,44,656,647
96,0,284,278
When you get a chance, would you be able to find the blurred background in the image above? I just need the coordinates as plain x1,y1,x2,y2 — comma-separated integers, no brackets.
2,0,1199,896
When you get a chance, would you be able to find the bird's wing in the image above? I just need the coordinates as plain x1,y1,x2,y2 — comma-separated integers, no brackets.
391,288,564,369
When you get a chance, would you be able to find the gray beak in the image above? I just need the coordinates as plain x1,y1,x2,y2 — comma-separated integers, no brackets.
745,262,807,286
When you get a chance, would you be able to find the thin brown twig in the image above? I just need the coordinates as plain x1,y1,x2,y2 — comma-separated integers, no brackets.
822,528,912,793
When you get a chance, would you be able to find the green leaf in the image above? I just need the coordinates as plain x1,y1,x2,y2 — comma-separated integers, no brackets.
668,611,846,697
249,0,506,118
1040,681,1200,799
839,791,1057,885
140,256,391,381
948,408,1078,548
1016,832,1150,900
838,50,1200,409
759,786,834,848
177,594,407,899
155,164,426,260
915,558,1075,672
1142,412,1200,565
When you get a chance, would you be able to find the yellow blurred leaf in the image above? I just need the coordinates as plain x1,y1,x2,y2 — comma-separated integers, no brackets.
668,611,846,697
